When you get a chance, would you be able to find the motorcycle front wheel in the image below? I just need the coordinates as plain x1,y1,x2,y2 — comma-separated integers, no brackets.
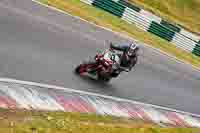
75,65,81,74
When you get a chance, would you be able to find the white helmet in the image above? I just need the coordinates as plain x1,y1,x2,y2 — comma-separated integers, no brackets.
127,42,139,56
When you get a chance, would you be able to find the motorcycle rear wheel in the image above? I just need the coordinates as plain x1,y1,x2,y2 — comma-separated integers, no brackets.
103,78,111,82
98,74,111,82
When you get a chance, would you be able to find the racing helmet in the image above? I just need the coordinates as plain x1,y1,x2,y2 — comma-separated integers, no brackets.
127,42,139,56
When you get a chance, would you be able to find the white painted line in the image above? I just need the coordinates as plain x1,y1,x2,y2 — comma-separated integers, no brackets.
32,0,200,72
0,77,200,118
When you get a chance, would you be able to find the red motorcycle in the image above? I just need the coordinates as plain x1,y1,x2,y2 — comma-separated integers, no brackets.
75,49,127,82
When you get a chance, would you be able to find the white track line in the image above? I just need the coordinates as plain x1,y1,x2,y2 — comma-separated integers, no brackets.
32,0,200,72
0,77,200,118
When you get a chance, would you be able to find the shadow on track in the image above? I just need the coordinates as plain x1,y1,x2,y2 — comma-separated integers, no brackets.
73,71,117,91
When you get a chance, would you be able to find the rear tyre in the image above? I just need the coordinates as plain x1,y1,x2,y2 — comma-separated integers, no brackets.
103,78,111,82
111,70,120,78
98,74,111,82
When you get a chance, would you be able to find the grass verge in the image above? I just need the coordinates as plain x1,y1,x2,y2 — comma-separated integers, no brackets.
128,0,200,34
38,0,200,68
0,109,199,133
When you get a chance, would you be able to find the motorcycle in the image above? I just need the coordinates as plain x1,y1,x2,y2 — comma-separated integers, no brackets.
75,48,128,82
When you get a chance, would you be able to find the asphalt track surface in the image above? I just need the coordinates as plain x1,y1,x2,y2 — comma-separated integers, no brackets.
0,0,200,114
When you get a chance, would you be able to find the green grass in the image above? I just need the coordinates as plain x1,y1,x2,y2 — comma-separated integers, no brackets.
0,109,154,133
0,109,199,133
38,0,200,68
128,0,200,34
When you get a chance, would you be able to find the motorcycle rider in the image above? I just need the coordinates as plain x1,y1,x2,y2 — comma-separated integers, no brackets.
82,41,139,77
109,41,139,72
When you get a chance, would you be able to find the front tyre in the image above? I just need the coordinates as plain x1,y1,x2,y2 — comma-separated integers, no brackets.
75,65,81,74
